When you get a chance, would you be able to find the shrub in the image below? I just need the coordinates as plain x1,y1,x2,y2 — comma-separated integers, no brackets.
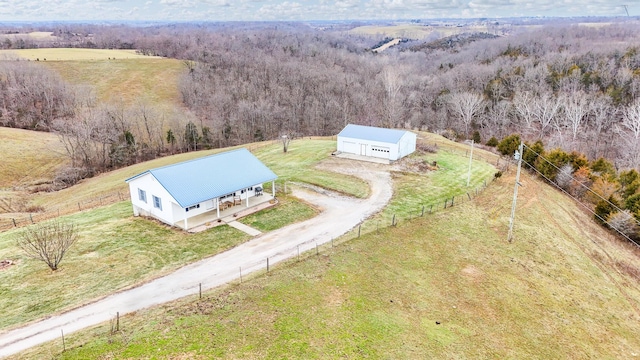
486,136,499,147
497,134,521,156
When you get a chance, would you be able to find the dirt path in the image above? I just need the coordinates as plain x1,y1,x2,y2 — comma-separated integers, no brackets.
0,162,392,358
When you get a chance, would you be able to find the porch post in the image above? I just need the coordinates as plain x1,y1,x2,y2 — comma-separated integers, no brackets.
272,181,275,197
184,208,188,230
246,188,249,207
216,198,220,218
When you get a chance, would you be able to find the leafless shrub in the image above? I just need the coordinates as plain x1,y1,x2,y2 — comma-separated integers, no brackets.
53,166,93,189
607,210,640,241
417,143,438,153
17,220,78,271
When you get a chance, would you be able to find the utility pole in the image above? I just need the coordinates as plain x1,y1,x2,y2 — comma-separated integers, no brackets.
508,142,524,242
623,5,629,17
467,139,474,187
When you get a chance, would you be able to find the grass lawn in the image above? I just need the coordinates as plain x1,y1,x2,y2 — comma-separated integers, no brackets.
0,139,366,331
23,169,640,359
240,194,319,232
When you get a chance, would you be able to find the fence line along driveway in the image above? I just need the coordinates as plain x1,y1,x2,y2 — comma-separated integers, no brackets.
0,164,392,358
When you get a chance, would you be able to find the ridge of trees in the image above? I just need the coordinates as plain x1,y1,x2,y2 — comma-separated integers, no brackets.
1,20,640,190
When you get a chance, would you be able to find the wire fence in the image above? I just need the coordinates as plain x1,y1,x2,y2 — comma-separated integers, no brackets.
0,191,128,232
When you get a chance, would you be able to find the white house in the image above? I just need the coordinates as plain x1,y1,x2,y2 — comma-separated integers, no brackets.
336,124,416,161
125,148,277,230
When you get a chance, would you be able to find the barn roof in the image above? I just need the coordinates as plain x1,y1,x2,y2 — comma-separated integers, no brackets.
337,124,410,144
126,148,277,208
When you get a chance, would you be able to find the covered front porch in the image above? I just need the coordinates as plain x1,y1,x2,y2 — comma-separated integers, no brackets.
175,193,276,231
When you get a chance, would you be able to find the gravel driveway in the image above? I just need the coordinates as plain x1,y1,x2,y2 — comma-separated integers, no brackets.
0,160,392,358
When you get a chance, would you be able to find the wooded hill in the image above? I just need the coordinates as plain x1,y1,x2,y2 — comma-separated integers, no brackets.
1,20,640,239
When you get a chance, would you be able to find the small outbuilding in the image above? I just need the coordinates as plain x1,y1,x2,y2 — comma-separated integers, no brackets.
125,148,277,230
336,124,416,161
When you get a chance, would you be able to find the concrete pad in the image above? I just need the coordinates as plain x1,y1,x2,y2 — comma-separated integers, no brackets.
226,221,262,236
332,152,391,164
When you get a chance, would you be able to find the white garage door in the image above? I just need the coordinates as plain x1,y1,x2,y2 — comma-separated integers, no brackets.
371,146,390,159
342,141,358,154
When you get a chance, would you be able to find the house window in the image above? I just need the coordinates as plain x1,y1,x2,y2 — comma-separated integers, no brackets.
186,204,200,212
153,195,162,210
138,189,147,203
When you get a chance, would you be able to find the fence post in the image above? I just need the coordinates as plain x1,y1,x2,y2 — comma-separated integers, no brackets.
467,193,471,200
451,196,455,206
239,266,243,283
199,283,202,299
78,202,81,211
444,199,447,209
116,312,120,332
267,257,270,272
12,218,16,227
422,206,425,216
358,224,361,237
316,243,319,255
30,213,33,223
392,214,396,226
297,245,300,261
61,329,65,352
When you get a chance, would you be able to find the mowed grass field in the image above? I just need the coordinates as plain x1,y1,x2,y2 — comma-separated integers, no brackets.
17,161,640,359
0,139,367,331
0,49,184,107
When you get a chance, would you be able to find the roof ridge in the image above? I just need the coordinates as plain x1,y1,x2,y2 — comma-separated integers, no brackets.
148,147,247,174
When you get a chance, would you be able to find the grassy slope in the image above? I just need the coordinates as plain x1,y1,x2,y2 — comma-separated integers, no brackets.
42,56,184,107
22,168,640,360
0,127,67,189
0,140,365,330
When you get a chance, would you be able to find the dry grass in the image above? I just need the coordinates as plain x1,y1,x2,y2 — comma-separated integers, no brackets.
42,56,184,107
0,48,162,61
21,163,640,359
350,23,466,40
0,127,68,189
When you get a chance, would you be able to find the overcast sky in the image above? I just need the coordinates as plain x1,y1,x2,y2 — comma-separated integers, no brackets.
0,0,636,22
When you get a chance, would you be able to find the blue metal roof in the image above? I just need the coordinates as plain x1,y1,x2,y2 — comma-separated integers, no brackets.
126,148,277,208
338,124,409,144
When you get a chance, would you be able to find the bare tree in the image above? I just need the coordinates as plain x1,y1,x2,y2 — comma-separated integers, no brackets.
617,99,640,168
281,133,291,153
559,91,590,145
447,92,485,137
17,220,78,271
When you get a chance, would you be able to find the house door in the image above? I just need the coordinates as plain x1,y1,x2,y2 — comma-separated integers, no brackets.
360,144,366,156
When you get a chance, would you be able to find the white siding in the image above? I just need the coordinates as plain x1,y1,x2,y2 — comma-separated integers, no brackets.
338,135,399,160
338,131,416,161
127,173,176,226
398,131,417,159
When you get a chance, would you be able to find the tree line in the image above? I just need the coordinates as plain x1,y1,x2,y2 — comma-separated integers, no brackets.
494,134,640,242
1,21,640,185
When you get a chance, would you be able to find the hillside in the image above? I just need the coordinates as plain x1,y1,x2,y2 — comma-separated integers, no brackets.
13,148,640,359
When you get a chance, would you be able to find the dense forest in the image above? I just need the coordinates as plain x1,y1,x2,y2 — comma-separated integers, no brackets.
1,20,640,238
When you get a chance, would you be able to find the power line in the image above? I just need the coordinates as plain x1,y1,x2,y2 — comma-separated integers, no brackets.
522,144,640,228
518,144,640,247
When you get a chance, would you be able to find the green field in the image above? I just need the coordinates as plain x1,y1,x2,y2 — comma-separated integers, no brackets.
16,162,640,359
0,139,366,331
